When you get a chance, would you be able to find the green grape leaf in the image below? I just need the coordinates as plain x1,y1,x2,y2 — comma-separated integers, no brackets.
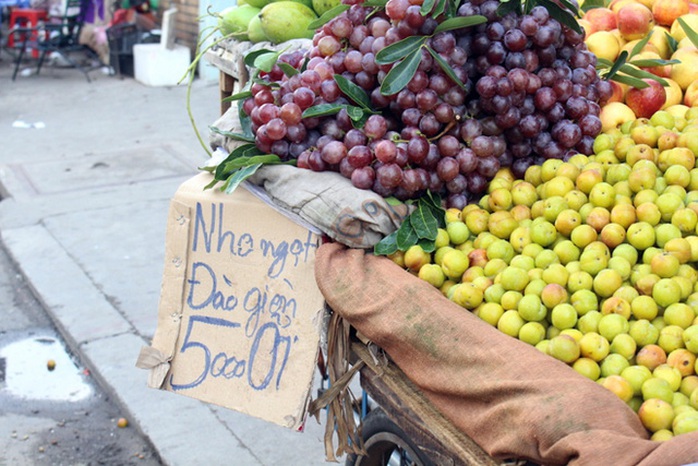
603,50,628,81
221,155,283,178
350,111,370,129
445,0,458,18
420,0,436,16
307,4,351,30
409,204,438,240
433,15,487,34
629,31,653,59
346,105,366,121
375,35,427,65
300,55,310,72
628,58,679,68
417,238,436,253
222,163,264,194
374,230,399,256
204,177,220,190
251,73,281,88
618,64,669,86
208,126,255,143
596,57,615,68
396,219,419,250
422,191,446,228
278,62,299,77
432,0,447,18
362,0,388,6
555,0,581,17
380,49,422,96
244,49,276,68
665,32,679,55
238,99,253,141
580,0,605,12
334,74,373,110
678,17,698,48
213,143,262,179
610,73,650,89
537,0,582,34
222,90,252,102
522,0,535,14
497,0,521,16
426,45,466,89
254,50,283,73
302,102,347,118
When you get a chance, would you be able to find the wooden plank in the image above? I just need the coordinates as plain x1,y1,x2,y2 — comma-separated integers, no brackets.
220,72,235,115
352,342,499,466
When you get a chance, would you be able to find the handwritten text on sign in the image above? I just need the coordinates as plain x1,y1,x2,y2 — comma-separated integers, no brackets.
169,201,319,394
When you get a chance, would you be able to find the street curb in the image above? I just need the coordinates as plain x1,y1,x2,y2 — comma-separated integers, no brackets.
0,225,265,466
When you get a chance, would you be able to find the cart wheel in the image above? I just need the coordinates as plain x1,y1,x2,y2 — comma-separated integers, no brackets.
345,408,434,466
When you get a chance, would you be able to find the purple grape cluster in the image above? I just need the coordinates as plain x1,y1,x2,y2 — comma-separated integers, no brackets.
462,1,612,185
241,0,612,208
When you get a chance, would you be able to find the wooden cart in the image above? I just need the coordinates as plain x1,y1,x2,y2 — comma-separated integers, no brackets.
203,41,510,466
347,337,502,466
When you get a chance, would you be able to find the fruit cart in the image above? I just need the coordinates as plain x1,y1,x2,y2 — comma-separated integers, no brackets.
204,41,506,465
330,327,503,465
194,0,698,457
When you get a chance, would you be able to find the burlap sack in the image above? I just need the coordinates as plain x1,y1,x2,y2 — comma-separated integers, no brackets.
246,165,410,249
314,242,698,466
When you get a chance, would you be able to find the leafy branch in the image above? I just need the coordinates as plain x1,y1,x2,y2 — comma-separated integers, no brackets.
596,31,679,89
374,15,486,96
201,143,295,194
374,192,446,256
678,16,698,49
497,0,581,33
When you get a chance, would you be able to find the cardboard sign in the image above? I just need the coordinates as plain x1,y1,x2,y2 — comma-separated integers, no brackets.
138,173,326,430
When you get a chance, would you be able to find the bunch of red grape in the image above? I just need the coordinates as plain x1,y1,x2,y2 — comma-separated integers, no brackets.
241,0,612,208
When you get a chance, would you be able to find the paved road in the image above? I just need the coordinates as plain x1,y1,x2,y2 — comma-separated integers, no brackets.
0,243,162,465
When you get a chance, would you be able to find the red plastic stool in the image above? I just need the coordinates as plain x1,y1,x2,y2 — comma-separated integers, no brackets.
8,8,48,59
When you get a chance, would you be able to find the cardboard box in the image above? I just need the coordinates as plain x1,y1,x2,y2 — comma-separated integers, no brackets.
137,173,326,430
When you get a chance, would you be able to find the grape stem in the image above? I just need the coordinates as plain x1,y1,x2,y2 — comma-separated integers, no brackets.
427,119,457,143
183,28,239,158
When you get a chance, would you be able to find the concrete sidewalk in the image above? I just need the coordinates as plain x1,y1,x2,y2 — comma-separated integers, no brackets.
0,55,332,465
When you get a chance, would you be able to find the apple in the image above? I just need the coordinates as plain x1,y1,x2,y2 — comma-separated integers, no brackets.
684,80,698,106
624,79,667,118
467,248,488,268
622,39,662,56
653,0,690,26
617,3,655,41
670,46,698,90
670,14,698,42
634,51,672,78
606,79,629,103
662,78,684,109
649,25,674,59
600,101,637,132
586,30,622,61
610,0,636,13
583,7,618,32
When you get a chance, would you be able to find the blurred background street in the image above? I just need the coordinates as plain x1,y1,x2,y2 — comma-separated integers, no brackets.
0,40,332,465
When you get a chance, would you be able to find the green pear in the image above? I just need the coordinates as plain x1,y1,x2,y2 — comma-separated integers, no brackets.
259,1,317,44
218,5,262,39
271,0,314,10
247,14,267,43
245,0,272,8
311,0,340,16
